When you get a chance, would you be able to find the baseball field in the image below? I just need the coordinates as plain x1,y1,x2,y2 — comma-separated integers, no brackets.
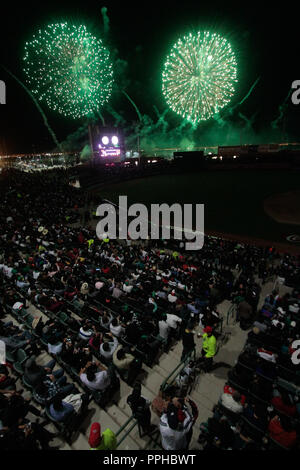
97,169,300,252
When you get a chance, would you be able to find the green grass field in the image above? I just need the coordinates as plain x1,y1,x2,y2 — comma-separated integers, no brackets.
98,169,300,245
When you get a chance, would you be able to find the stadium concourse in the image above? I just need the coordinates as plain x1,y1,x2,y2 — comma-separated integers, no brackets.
0,167,300,451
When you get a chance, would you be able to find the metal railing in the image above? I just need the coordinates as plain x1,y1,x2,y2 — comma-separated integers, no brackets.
115,416,162,450
160,349,196,392
116,416,138,448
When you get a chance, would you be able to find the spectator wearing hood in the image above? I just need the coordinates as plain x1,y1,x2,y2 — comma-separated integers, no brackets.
88,422,117,450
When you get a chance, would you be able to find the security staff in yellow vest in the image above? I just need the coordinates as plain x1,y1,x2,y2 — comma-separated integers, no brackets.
197,326,216,371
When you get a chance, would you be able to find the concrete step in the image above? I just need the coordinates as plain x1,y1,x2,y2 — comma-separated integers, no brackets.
106,404,132,427
117,433,145,451
141,369,166,396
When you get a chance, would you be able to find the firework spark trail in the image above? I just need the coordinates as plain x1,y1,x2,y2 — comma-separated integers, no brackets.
101,7,110,36
105,104,126,126
122,90,142,122
225,76,260,119
271,89,292,129
153,106,169,132
237,76,261,106
2,65,61,150
98,111,106,126
238,111,257,129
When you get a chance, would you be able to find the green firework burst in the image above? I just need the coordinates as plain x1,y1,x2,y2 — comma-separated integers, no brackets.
23,22,113,119
162,31,238,123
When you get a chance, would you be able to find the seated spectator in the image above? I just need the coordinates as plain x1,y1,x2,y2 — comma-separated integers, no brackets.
100,334,118,361
95,280,105,291
47,334,63,355
4,419,58,450
80,282,89,297
110,317,125,338
243,402,268,431
100,311,113,329
112,345,135,371
78,321,95,342
137,335,161,364
289,302,299,314
187,301,200,315
88,331,103,352
199,414,235,448
271,389,297,417
60,337,75,364
34,372,75,405
0,393,41,428
0,332,32,352
167,290,177,304
248,374,272,401
71,344,93,372
220,390,244,414
112,284,123,299
123,281,133,294
48,393,74,422
79,361,111,391
49,391,89,422
125,321,141,344
23,357,56,389
268,415,297,449
0,365,16,390
47,296,64,313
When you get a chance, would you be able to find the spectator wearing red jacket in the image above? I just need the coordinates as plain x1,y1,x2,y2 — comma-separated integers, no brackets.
268,415,297,449
271,389,297,417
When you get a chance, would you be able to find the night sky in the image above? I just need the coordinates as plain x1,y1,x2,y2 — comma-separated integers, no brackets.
1,0,300,154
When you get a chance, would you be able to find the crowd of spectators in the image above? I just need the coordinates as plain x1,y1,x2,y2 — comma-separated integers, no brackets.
0,167,300,450
197,286,300,450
